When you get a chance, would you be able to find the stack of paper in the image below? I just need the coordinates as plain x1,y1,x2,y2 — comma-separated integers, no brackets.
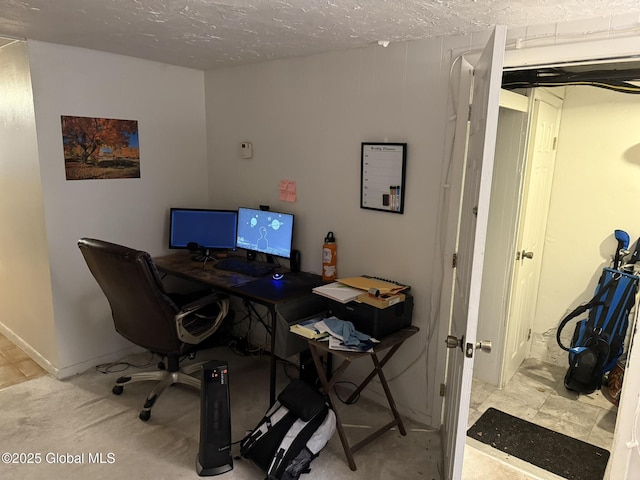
289,317,328,340
312,282,362,303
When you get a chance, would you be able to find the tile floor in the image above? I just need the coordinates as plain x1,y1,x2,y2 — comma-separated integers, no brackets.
463,357,617,479
468,357,617,451
0,333,46,389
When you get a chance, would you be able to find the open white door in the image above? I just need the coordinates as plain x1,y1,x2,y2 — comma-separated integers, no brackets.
502,89,563,385
442,26,506,480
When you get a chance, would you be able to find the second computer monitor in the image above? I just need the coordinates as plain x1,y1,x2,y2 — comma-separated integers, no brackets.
236,207,294,259
169,208,238,251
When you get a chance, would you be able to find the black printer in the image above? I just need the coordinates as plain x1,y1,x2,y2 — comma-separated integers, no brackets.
326,293,413,339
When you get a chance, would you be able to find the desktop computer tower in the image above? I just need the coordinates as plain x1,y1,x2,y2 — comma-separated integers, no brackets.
196,360,233,476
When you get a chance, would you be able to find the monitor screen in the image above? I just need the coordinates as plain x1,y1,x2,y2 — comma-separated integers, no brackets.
236,207,294,259
169,208,238,250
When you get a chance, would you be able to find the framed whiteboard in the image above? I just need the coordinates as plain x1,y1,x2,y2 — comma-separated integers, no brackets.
360,142,407,214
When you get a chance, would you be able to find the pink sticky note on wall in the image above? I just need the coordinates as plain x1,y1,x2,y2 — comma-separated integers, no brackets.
280,179,297,202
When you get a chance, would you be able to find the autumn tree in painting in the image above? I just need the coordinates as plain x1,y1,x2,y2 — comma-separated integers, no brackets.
61,116,138,164
61,115,141,180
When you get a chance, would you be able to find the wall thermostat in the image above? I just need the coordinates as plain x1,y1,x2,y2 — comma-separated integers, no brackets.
240,142,253,159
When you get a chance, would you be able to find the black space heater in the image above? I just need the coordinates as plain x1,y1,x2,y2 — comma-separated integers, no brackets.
196,360,233,476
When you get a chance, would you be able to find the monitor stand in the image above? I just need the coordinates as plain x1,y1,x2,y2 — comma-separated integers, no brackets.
187,242,217,265
246,250,274,263
193,248,216,266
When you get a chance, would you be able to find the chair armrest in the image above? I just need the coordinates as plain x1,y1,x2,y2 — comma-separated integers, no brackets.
179,292,228,316
175,292,230,345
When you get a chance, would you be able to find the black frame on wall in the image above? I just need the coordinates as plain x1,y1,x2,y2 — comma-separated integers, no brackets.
360,142,407,214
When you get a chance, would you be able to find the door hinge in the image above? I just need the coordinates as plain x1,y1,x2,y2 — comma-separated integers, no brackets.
468,104,472,121
452,253,458,268
552,137,558,150
527,328,532,341
440,383,446,397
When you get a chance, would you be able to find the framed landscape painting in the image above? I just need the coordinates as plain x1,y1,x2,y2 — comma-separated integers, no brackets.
61,115,140,180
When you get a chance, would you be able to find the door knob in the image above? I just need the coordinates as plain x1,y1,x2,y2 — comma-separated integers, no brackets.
447,336,491,357
521,250,534,259
445,335,463,350
475,340,492,353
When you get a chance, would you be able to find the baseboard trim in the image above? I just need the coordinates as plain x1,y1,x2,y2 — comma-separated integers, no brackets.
0,322,143,379
56,345,144,379
0,323,57,376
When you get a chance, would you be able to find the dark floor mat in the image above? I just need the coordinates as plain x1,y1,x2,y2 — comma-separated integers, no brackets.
467,407,609,480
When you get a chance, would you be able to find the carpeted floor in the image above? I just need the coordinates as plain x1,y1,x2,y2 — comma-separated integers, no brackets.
0,346,441,480
467,408,609,480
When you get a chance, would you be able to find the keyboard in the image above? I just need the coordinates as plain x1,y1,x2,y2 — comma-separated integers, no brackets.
215,257,277,277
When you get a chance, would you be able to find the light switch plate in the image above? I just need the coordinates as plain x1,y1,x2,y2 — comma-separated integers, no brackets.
240,142,253,159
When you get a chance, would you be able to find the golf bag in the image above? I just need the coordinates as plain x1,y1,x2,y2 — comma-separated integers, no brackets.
557,267,639,394
240,380,336,480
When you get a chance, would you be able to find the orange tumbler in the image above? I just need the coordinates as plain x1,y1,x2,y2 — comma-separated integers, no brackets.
322,231,337,281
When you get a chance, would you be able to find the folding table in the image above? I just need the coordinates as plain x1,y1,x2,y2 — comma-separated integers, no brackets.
306,325,419,470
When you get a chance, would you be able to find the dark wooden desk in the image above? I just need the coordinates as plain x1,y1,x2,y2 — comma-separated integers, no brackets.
307,326,419,471
154,251,325,404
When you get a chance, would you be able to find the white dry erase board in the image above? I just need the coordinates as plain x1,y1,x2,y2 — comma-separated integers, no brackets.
360,142,407,214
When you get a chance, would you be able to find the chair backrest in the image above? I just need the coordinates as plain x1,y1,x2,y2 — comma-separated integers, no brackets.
78,238,183,355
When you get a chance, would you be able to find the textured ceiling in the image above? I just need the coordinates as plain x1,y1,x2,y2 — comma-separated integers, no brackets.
1,0,640,70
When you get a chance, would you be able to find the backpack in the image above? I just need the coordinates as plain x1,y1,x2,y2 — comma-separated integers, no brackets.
556,267,639,394
240,380,336,480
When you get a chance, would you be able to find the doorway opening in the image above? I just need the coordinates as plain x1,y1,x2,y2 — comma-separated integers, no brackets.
468,62,640,476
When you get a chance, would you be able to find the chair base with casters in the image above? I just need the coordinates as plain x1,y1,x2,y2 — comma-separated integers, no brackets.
112,354,203,421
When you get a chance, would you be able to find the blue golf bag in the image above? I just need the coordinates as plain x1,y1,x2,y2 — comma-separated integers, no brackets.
556,267,639,394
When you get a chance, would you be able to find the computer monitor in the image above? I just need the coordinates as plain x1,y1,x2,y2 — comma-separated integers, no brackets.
236,207,294,259
169,208,238,251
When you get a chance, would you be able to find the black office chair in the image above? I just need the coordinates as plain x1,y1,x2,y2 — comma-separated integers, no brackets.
78,237,230,421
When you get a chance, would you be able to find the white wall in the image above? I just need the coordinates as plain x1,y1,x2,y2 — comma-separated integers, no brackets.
202,32,496,425
0,41,211,376
532,86,640,365
0,41,59,371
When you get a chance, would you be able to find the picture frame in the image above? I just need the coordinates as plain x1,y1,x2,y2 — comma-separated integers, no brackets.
61,115,140,180
360,142,407,214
